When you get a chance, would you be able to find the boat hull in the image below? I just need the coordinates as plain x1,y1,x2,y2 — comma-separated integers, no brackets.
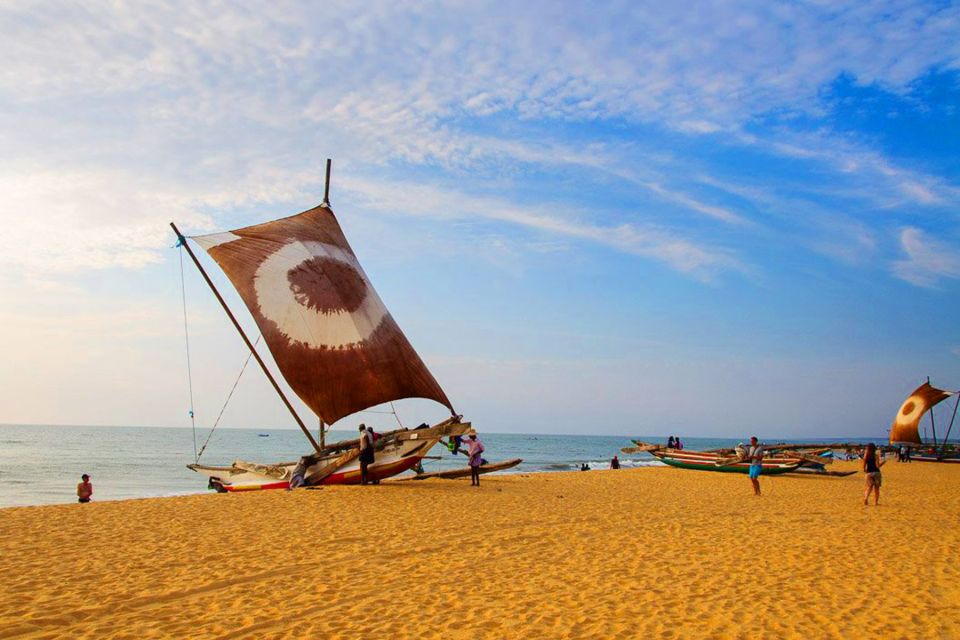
911,454,960,463
188,423,469,491
651,449,802,475
405,458,522,480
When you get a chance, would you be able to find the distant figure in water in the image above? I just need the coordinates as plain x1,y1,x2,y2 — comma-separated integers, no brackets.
358,424,374,485
667,436,676,449
610,456,620,470
748,436,764,496
580,463,591,471
77,474,93,503
862,443,885,506
463,431,485,486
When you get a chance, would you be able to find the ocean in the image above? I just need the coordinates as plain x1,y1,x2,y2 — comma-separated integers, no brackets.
0,424,879,508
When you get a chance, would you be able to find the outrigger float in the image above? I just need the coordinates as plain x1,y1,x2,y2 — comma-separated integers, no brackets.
174,160,518,491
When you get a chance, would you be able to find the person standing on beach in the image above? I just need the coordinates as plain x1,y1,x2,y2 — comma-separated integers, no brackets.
667,435,675,449
748,437,764,496
77,474,93,503
610,455,621,469
862,443,885,506
463,431,485,486
358,424,374,485
366,426,381,484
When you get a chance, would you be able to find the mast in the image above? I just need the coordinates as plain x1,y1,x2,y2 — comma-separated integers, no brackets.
940,393,960,456
321,158,332,207
170,222,322,454
928,376,938,446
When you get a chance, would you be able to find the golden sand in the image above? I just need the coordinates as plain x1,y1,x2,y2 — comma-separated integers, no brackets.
1,461,958,639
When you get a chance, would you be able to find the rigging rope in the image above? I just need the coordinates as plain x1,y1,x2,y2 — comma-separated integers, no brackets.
178,246,198,463
195,335,262,461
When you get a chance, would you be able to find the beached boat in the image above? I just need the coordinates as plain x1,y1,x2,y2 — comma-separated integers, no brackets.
403,458,523,481
644,447,803,474
889,379,960,463
173,160,477,491
625,440,866,476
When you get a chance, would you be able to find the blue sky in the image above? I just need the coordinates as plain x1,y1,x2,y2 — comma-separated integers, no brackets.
1,1,959,438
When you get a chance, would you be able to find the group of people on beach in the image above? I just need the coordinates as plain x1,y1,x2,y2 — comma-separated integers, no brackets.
740,436,886,504
667,435,683,449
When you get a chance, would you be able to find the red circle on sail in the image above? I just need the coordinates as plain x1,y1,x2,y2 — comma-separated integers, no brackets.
287,256,367,313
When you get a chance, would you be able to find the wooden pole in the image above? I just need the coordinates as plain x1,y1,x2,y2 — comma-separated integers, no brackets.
939,394,960,456
322,158,332,207
928,376,938,446
320,420,326,449
170,222,322,454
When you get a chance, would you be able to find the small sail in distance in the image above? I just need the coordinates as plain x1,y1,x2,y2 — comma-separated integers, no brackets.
889,381,953,445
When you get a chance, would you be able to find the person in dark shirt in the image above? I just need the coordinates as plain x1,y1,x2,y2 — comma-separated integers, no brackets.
862,443,885,506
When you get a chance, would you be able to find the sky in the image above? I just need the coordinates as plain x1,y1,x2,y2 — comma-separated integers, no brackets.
1,1,959,439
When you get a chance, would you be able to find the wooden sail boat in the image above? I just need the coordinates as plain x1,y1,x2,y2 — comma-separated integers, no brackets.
173,160,475,491
889,380,960,463
625,442,804,474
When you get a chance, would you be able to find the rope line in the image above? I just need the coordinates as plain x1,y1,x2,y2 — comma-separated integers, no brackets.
196,334,262,461
178,247,198,463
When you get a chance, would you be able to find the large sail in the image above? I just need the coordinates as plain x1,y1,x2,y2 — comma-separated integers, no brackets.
192,205,454,425
889,382,952,445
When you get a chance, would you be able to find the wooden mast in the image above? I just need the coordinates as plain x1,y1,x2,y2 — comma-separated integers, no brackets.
321,158,332,207
939,393,960,456
928,376,938,446
170,221,322,454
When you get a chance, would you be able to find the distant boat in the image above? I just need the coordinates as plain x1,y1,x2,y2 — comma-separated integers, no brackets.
258,434,270,437
889,379,960,463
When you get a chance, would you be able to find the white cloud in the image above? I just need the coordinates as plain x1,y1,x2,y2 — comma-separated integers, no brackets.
338,174,742,278
892,227,960,287
0,1,958,280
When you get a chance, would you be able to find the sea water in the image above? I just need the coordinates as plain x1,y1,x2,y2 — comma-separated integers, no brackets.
0,424,878,508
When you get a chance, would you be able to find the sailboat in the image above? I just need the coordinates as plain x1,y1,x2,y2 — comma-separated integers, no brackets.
172,160,475,491
889,380,960,463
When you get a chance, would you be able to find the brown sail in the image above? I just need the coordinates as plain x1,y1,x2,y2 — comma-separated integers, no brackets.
191,205,454,425
889,382,952,445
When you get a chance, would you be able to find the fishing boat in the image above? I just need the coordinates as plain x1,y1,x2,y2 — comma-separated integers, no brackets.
889,379,960,463
173,160,476,491
643,447,803,474
403,458,523,481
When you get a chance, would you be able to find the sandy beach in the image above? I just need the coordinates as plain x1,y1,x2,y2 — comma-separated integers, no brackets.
0,461,957,639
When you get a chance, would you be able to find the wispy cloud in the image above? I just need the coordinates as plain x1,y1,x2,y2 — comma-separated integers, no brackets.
892,227,960,287
339,175,742,279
